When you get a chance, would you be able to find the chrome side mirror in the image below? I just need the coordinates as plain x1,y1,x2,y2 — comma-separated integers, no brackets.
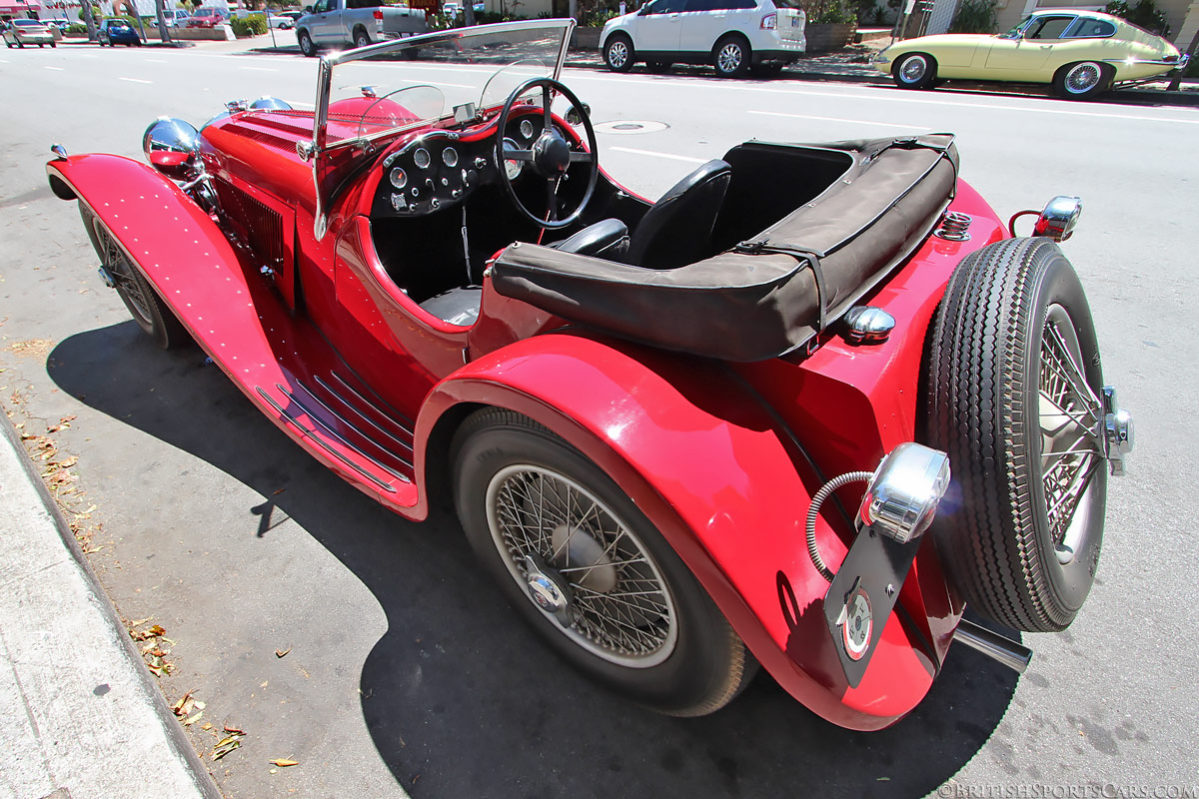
1034,195,1082,242
565,103,591,126
856,443,950,544
142,117,200,180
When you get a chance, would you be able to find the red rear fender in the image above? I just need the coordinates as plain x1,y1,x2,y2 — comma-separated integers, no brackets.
416,332,940,730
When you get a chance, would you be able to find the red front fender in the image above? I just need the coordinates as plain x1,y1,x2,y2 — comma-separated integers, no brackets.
415,332,941,730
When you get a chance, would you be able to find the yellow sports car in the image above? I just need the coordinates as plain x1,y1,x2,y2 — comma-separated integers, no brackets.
874,9,1186,99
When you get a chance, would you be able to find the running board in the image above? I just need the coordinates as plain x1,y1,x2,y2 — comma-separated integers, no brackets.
254,365,416,495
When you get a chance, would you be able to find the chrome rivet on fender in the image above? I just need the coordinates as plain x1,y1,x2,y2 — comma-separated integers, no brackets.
844,306,895,344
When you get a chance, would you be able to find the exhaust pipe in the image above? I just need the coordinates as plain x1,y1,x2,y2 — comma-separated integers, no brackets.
953,618,1032,674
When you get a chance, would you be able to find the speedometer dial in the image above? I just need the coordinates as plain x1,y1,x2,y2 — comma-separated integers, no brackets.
442,147,459,168
413,147,431,169
389,167,407,189
502,138,522,181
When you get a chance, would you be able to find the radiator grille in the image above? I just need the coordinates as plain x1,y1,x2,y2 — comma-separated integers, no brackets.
215,178,285,271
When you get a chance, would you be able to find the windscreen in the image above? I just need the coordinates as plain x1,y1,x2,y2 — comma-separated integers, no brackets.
320,20,573,150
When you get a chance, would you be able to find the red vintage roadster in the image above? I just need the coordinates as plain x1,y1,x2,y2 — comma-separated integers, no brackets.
45,20,1132,729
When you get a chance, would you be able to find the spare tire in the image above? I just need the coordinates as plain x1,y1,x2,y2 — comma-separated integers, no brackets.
925,237,1107,632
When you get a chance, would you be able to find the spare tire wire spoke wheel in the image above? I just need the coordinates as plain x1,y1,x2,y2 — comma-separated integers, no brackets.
1038,306,1105,564
453,408,754,715
926,238,1108,632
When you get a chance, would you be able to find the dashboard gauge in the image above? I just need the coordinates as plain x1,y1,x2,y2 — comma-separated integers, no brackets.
502,138,523,181
519,119,535,139
389,167,407,189
442,147,459,168
413,147,431,169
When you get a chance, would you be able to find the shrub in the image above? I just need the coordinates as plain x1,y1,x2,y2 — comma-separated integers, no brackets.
230,13,268,35
66,22,87,34
949,0,997,33
803,0,857,25
1104,0,1170,37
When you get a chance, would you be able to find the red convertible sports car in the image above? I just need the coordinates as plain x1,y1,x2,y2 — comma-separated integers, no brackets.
45,20,1133,728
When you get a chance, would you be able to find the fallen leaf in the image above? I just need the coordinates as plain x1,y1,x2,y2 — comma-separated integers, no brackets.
270,759,299,767
148,625,166,637
201,723,213,731
183,711,204,726
171,692,192,715
223,725,245,735
275,647,291,658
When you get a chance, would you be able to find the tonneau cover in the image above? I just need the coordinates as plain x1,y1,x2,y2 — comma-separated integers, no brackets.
491,134,958,362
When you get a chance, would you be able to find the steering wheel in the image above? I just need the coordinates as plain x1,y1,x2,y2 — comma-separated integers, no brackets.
494,77,599,230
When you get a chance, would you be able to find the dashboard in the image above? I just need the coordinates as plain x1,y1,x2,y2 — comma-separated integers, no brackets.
370,111,564,219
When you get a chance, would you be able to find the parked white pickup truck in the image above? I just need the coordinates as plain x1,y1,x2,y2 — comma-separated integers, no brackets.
295,0,428,56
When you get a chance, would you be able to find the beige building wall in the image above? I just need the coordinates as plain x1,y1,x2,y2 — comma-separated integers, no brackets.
995,0,1194,46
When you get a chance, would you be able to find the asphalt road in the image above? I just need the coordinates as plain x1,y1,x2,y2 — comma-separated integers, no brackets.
1,41,1197,799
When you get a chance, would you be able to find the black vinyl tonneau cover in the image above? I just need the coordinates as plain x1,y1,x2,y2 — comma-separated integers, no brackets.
491,134,958,362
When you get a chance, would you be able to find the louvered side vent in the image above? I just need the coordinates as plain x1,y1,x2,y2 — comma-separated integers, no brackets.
215,178,285,273
235,128,298,153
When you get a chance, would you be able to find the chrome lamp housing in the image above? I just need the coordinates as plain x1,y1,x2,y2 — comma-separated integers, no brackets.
1033,195,1082,242
142,117,201,181
856,443,951,544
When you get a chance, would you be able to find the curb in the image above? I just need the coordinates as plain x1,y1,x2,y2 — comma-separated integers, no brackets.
0,415,224,799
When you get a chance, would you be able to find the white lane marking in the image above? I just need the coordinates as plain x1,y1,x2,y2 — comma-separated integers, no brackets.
147,58,167,63
607,146,707,164
119,77,153,84
45,66,65,71
748,110,926,129
567,71,1199,125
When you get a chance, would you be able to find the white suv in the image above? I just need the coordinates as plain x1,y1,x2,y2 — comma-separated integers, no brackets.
600,0,806,78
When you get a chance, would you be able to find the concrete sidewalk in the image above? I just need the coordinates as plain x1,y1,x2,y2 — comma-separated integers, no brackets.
0,418,221,799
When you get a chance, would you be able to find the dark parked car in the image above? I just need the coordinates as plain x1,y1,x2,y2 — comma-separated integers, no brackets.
97,18,141,46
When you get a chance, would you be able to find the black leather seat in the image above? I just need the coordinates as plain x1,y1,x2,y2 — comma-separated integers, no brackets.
626,159,732,269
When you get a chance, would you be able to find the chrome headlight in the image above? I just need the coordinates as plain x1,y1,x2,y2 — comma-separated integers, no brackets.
250,96,293,111
856,443,951,544
142,117,200,179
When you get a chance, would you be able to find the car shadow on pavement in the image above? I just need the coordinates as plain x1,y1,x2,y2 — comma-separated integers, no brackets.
48,322,1019,799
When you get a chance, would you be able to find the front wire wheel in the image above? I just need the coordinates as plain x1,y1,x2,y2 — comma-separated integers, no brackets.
80,204,188,349
453,408,754,716
893,52,936,89
926,238,1106,632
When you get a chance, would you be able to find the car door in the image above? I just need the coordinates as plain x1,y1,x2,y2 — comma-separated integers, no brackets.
306,0,339,44
985,14,1075,78
634,0,686,55
679,0,747,54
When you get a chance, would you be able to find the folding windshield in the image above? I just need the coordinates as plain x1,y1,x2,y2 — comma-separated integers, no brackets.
314,20,575,152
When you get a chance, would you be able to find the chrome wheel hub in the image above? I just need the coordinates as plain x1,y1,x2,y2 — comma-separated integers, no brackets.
1038,305,1114,564
485,464,678,667
1066,63,1100,94
901,56,926,82
718,44,742,73
608,41,627,68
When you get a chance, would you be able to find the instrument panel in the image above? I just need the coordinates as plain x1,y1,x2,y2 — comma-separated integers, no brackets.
371,112,553,219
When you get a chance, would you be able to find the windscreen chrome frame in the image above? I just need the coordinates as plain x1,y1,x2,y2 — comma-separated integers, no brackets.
308,18,575,239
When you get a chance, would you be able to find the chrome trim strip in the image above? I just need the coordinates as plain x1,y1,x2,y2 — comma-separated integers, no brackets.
293,378,415,463
310,374,414,452
327,371,415,432
256,386,399,492
275,383,410,481
1103,53,1188,67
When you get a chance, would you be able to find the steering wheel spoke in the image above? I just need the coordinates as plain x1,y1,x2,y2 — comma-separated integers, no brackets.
494,77,600,230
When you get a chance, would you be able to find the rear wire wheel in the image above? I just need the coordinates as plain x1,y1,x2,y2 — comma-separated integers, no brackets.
80,204,188,349
452,408,754,716
926,238,1107,632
